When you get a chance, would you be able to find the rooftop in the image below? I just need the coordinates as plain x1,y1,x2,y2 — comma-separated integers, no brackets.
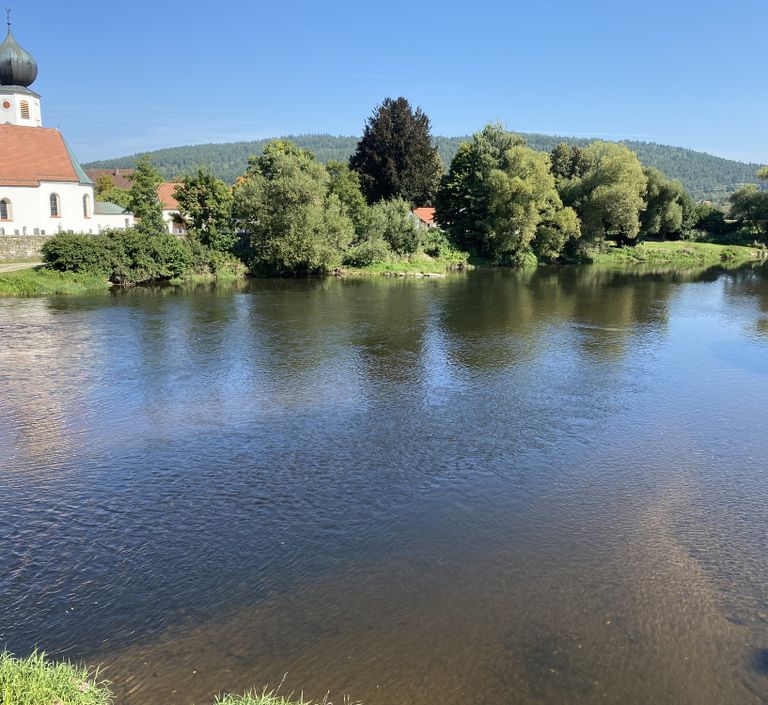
0,124,89,186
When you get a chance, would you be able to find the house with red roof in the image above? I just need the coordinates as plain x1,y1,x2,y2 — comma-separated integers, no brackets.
412,207,437,229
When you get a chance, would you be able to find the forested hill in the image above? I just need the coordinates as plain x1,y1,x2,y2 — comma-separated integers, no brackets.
84,133,765,201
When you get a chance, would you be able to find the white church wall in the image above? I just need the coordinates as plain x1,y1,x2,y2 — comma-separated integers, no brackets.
0,182,132,236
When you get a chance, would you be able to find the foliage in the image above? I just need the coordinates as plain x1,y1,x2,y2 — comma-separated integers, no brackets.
342,238,392,266
0,268,110,296
421,227,470,266
729,184,768,241
233,140,354,275
640,167,685,239
0,650,111,705
559,141,647,246
588,240,761,267
364,198,422,255
84,133,767,201
349,97,443,205
216,691,330,705
175,168,235,251
127,156,166,236
41,233,113,275
758,167,768,181
326,160,370,236
40,230,239,285
436,124,578,264
93,175,130,208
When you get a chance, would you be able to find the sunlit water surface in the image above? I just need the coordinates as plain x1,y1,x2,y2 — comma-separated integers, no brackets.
2,266,768,705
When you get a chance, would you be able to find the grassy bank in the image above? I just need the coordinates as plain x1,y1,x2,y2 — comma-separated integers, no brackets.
0,268,110,296
341,254,470,277
0,651,329,705
589,240,766,267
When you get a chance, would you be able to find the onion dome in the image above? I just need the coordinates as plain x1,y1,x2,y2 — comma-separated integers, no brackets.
0,20,38,87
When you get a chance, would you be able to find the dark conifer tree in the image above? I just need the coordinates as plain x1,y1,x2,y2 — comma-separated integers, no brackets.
349,97,443,206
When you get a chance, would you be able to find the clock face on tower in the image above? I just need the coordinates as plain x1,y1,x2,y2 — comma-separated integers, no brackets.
1,100,12,111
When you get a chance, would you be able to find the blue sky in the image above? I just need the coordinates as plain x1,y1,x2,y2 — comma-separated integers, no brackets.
10,0,768,164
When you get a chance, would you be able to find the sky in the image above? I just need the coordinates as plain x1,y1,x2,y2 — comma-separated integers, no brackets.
8,0,768,164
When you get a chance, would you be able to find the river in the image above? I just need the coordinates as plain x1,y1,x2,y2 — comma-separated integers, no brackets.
1,265,767,705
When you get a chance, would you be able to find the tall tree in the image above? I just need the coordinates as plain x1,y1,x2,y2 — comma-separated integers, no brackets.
233,140,353,275
349,97,443,205
729,184,768,240
559,142,647,246
175,168,234,251
757,167,768,181
326,160,370,237
127,157,166,236
436,124,578,264
641,167,686,239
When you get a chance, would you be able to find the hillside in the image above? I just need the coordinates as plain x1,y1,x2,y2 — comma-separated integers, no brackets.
84,133,766,201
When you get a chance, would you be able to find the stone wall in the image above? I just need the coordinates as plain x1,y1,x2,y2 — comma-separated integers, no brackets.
0,235,51,262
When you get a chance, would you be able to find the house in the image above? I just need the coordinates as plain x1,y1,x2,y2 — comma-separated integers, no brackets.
0,21,133,238
85,170,188,235
412,207,437,229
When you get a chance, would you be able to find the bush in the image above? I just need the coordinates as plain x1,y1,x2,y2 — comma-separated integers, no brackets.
342,238,392,267
41,233,112,275
39,230,245,285
0,650,111,705
364,198,421,255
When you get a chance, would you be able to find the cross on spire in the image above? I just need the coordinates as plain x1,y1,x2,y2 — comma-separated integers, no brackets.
6,8,10,29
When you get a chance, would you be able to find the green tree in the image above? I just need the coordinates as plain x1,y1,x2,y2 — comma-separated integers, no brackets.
127,157,166,236
435,123,526,253
326,160,370,237
729,185,768,240
94,175,130,208
365,198,422,255
757,167,768,181
349,97,443,205
175,168,235,251
560,142,647,246
436,124,578,264
232,140,354,275
641,167,686,239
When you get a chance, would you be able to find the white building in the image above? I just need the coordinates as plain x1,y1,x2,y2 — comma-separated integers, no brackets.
0,18,133,237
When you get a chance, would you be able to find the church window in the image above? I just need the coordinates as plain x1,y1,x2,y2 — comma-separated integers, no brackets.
0,198,11,220
50,193,60,217
20,101,30,120
83,194,90,218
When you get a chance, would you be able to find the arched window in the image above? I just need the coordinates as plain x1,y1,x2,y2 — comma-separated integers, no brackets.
83,193,90,218
20,100,30,120
50,193,60,217
0,198,11,220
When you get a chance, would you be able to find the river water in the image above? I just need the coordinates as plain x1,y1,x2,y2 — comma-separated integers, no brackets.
1,265,768,705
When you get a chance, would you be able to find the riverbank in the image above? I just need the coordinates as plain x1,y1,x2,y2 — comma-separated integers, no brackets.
0,268,111,296
589,240,766,267
0,651,315,705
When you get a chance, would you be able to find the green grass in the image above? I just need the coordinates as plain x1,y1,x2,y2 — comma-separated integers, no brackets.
342,254,470,277
0,651,111,705
589,240,766,268
0,268,110,296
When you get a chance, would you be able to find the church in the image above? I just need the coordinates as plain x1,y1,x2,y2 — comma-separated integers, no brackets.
0,17,133,237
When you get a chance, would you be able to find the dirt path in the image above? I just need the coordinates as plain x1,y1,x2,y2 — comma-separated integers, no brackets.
0,262,42,273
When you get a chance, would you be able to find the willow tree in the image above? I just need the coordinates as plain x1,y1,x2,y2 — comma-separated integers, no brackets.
559,142,647,246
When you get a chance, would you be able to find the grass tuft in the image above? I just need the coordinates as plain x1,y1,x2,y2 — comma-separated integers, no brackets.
0,650,111,705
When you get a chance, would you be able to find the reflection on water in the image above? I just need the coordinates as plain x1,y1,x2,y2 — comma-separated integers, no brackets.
1,265,768,705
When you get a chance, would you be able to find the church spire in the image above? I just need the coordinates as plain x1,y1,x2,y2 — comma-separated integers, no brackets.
0,10,38,87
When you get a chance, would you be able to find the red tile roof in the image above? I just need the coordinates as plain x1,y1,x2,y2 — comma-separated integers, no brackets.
85,168,135,190
412,207,436,226
0,125,80,186
157,182,180,211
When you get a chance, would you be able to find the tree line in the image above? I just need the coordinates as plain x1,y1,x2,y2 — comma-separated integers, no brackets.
54,96,768,281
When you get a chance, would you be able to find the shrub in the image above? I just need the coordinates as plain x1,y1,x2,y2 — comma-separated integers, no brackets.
41,233,112,275
364,198,421,255
108,230,192,284
342,238,392,267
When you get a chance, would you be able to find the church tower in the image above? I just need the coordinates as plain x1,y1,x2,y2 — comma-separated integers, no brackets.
0,11,41,127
